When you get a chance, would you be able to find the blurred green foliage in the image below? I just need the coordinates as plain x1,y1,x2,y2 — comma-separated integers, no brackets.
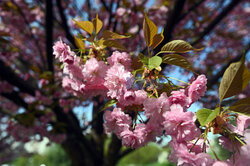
12,144,71,166
117,143,175,166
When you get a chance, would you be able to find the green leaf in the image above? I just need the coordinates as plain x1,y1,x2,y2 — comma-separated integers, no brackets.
102,30,130,40
139,53,149,66
219,55,249,101
103,40,127,51
152,30,164,49
230,97,250,116
148,56,162,70
196,108,212,126
162,54,194,72
92,14,103,34
161,40,202,53
207,107,220,124
101,100,117,111
74,36,85,52
196,108,220,127
73,20,94,35
143,12,157,47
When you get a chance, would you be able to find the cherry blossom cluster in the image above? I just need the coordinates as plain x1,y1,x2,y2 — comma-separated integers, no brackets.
53,39,216,164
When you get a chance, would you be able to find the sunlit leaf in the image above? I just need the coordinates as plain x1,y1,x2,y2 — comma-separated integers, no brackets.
103,40,127,51
143,12,157,47
74,36,85,52
73,20,94,35
152,31,164,49
230,97,250,116
219,55,249,101
161,40,202,53
101,99,117,111
196,108,213,126
162,54,194,72
148,56,162,70
102,30,130,40
206,107,220,125
92,14,103,34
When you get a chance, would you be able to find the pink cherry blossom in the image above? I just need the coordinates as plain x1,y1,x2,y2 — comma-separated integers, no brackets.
107,51,132,70
187,74,207,106
104,63,133,99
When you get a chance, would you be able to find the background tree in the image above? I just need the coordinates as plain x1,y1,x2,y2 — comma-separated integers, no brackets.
0,0,249,165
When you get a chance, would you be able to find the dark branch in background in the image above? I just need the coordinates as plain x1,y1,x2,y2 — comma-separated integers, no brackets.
154,0,186,53
86,0,92,20
106,134,122,166
177,0,206,23
190,0,242,45
207,43,250,89
46,0,54,73
0,60,36,96
56,0,77,48
100,0,110,11
1,92,28,109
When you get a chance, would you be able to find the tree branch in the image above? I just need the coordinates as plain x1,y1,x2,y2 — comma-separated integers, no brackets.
1,91,28,109
191,0,242,45
0,60,36,96
46,0,54,73
177,0,206,23
56,0,77,48
154,0,186,53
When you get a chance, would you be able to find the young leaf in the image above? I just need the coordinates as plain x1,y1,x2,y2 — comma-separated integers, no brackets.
103,40,127,51
206,107,220,124
74,36,85,52
162,54,194,72
152,32,164,49
73,20,94,35
139,53,149,66
102,30,130,40
161,40,202,53
229,97,250,116
148,56,162,70
219,55,249,101
92,14,103,34
196,108,212,126
143,12,157,47
101,99,117,111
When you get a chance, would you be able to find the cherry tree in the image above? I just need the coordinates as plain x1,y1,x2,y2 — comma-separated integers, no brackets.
0,0,249,165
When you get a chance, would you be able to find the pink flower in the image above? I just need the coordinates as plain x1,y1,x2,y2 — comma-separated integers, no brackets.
236,115,250,134
107,51,132,70
213,161,230,166
168,140,214,166
53,39,74,64
163,105,200,142
169,89,188,107
117,90,136,106
143,92,169,118
120,123,147,148
83,58,108,84
134,90,148,105
188,75,207,106
116,8,126,17
103,108,132,137
104,63,133,99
